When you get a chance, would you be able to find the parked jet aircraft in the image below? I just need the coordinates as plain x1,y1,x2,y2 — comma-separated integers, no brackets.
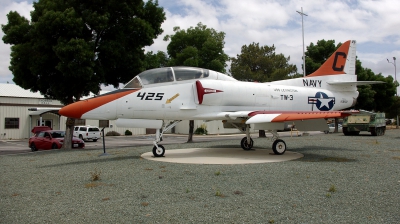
59,40,381,157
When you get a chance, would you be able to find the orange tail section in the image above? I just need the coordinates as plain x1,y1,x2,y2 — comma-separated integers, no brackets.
307,40,356,77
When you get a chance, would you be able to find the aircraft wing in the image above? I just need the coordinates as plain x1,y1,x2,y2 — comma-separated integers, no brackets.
194,110,356,123
243,110,356,132
245,111,356,124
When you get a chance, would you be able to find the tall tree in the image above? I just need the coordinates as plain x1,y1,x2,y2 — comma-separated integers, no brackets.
2,0,165,148
163,22,229,142
230,43,297,82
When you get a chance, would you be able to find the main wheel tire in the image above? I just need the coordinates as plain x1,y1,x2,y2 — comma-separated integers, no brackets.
272,139,286,155
79,135,84,141
30,143,38,152
240,137,254,150
152,145,165,157
51,143,58,149
93,139,98,142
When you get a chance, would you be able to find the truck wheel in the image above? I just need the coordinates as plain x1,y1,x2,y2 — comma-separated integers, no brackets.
343,127,350,136
377,127,385,136
370,127,377,136
352,131,360,136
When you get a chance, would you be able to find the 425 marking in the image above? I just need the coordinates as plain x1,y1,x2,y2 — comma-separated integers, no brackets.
137,92,164,100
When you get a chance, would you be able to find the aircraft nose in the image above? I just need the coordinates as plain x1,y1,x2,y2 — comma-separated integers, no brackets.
59,89,139,119
59,101,85,119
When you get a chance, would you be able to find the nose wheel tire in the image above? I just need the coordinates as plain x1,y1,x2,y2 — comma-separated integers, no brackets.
272,139,286,155
152,145,165,157
240,137,254,150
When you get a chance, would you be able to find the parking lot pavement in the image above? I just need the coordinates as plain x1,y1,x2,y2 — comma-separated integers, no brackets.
0,140,30,155
0,131,322,155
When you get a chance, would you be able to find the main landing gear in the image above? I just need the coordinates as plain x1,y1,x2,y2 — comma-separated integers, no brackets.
237,124,287,155
152,120,181,157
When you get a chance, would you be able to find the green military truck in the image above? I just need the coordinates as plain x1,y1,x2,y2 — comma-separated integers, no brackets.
342,110,386,136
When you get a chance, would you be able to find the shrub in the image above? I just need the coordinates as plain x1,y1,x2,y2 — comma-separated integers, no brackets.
125,130,132,135
194,123,208,135
106,131,121,136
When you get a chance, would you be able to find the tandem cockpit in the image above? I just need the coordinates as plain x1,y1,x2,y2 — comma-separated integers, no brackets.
123,66,236,89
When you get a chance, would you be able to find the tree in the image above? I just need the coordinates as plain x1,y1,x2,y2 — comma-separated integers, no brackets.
163,22,229,142
230,43,297,82
230,42,297,137
143,51,169,70
355,60,397,111
2,0,165,148
386,96,400,121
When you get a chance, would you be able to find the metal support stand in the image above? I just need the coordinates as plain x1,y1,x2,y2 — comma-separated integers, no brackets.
99,127,109,156
388,57,398,129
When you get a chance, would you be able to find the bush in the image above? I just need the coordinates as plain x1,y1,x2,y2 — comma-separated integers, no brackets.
194,123,208,135
106,131,121,136
125,130,132,135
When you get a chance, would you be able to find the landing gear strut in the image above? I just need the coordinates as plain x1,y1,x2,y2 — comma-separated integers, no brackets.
269,130,287,155
152,120,181,157
234,123,287,155
232,123,254,150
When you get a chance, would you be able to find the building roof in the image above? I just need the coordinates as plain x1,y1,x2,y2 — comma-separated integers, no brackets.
0,83,110,99
0,83,44,98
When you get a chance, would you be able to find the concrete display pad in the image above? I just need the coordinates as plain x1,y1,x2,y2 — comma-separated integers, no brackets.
141,148,303,164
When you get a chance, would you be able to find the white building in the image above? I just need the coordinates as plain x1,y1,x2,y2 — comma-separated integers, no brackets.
0,83,244,140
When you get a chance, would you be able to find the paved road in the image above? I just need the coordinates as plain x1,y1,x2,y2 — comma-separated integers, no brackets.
0,131,321,155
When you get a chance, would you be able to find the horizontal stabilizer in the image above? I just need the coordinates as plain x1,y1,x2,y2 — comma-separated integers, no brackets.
327,81,385,86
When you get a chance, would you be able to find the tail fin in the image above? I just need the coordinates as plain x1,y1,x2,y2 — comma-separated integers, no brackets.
307,40,356,77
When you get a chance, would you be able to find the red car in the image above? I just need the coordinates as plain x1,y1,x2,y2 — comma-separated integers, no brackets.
29,130,85,151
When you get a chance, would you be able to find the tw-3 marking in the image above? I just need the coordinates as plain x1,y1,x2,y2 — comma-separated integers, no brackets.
280,95,293,100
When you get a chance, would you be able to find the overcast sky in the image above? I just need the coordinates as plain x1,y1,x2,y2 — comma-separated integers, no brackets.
1,0,399,91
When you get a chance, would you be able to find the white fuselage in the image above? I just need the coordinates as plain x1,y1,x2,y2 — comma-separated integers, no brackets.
82,79,358,121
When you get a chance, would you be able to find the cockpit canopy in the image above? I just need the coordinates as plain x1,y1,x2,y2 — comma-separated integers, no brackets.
123,66,236,89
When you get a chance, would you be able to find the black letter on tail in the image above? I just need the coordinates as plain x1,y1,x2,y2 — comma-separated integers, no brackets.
332,52,346,71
